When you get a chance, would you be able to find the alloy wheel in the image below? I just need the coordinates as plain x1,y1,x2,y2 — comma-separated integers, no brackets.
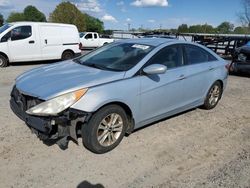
97,113,123,147
208,85,220,106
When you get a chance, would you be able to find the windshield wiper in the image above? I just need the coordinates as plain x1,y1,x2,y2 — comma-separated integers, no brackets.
83,63,108,70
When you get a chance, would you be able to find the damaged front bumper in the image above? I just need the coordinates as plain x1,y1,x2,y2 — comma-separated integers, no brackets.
10,86,91,149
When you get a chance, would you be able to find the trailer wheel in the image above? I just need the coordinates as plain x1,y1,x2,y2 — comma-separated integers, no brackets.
62,50,74,60
0,55,8,68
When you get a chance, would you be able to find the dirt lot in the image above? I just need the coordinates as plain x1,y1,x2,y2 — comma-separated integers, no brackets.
0,62,250,188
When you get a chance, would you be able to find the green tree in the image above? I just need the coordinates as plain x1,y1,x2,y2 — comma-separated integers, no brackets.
234,26,249,34
216,22,234,33
177,24,189,33
201,24,215,33
49,2,86,31
189,25,203,33
85,14,104,33
23,5,46,22
7,12,25,22
0,14,4,26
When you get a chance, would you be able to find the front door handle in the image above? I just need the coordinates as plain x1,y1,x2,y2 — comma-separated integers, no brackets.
29,40,35,44
179,74,186,80
45,39,48,44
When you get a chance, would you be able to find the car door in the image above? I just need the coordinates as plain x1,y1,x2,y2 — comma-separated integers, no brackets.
8,25,41,61
84,33,95,48
181,44,218,106
139,45,186,124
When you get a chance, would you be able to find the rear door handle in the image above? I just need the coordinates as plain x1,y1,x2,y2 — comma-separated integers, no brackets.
29,40,35,44
179,74,186,80
45,39,47,44
209,67,215,71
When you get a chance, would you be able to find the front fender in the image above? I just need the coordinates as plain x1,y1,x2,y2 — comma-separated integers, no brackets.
71,77,141,123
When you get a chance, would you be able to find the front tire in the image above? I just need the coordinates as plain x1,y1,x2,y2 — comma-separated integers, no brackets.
82,105,128,154
0,55,8,67
203,81,222,110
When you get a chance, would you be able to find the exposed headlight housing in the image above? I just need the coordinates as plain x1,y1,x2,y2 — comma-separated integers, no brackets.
26,89,87,116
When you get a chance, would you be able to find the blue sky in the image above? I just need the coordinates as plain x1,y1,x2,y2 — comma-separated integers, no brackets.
0,0,243,30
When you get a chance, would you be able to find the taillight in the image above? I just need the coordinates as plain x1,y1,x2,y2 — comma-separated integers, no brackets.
79,43,82,50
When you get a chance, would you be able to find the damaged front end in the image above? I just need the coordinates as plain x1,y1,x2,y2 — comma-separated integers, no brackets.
10,86,91,149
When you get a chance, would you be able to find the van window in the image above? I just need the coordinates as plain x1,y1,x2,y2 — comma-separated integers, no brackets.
11,26,32,41
85,33,93,39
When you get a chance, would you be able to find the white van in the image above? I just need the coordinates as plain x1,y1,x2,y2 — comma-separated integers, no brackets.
0,22,82,67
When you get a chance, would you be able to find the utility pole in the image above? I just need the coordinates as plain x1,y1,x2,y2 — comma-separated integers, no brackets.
128,23,131,31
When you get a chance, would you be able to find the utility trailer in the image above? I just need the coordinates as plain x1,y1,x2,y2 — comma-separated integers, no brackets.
177,33,250,56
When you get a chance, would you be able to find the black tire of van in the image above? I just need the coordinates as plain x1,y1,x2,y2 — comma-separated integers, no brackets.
62,51,74,60
0,55,8,68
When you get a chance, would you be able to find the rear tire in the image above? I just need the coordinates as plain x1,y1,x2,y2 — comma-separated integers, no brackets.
61,51,74,60
82,105,128,154
0,55,8,67
203,81,222,110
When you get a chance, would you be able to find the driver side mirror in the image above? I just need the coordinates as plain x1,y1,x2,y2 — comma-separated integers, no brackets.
143,64,167,75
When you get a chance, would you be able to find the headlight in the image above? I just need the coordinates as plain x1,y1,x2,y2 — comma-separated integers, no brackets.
26,89,88,116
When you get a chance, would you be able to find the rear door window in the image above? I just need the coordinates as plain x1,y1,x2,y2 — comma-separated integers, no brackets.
184,44,217,65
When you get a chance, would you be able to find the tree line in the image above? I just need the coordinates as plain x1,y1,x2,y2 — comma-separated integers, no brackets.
177,22,249,34
0,2,104,33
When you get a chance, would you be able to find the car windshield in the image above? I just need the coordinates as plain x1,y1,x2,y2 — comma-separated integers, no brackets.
0,24,12,34
79,32,86,38
74,42,154,71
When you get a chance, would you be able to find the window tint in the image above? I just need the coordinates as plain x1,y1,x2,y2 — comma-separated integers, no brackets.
147,45,183,69
11,26,32,41
184,45,217,65
85,33,93,39
1,31,11,42
94,34,98,39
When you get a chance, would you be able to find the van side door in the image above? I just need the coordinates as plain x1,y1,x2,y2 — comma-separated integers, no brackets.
40,25,63,60
8,25,41,62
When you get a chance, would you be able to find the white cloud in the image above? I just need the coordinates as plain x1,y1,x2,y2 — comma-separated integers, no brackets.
148,19,156,23
0,0,9,6
101,14,117,22
131,0,168,7
74,0,102,13
126,18,131,22
116,1,124,6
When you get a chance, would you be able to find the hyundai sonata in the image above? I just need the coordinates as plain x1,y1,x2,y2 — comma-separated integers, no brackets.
10,38,228,153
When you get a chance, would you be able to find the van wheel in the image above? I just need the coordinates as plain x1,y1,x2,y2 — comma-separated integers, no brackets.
0,55,8,67
81,105,128,154
62,51,74,60
203,81,222,110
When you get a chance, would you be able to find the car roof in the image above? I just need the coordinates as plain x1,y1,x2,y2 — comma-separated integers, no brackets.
120,38,177,47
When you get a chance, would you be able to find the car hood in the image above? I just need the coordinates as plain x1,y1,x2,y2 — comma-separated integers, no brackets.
15,60,125,100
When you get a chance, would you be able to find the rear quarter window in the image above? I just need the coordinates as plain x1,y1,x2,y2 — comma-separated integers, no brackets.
184,44,217,65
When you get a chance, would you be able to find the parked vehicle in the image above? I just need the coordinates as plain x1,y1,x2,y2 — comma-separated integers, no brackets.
79,32,114,49
0,22,82,67
10,38,228,153
230,41,250,74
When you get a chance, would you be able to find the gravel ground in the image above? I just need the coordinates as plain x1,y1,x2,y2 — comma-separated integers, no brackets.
0,61,250,188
